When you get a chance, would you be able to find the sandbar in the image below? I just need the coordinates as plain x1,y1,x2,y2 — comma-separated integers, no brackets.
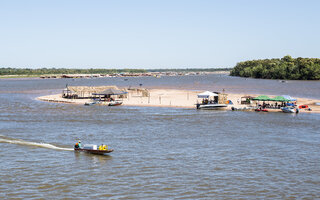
37,88,320,114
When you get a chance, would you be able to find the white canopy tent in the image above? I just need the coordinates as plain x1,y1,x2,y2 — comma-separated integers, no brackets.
197,91,218,98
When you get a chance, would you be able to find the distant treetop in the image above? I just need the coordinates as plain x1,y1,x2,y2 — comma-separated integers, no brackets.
230,55,320,80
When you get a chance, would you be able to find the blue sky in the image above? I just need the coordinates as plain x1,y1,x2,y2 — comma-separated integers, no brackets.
0,0,319,69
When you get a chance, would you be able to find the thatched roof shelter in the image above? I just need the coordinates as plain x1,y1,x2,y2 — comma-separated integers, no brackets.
93,88,128,95
63,86,125,98
67,86,119,94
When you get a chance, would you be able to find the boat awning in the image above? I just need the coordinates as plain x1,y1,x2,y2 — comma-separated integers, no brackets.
197,91,218,98
252,95,272,101
270,96,290,102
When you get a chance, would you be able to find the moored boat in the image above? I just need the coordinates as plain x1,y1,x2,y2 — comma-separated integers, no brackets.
231,106,254,111
196,91,228,110
281,106,299,113
108,101,123,106
84,101,96,106
255,108,268,112
196,103,227,110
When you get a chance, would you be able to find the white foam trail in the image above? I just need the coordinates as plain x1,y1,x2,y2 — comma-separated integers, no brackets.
0,138,74,151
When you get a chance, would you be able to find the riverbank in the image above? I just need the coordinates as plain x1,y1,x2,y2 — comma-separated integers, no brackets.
37,88,320,113
0,71,230,79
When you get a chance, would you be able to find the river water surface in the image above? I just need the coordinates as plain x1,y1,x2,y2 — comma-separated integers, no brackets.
0,75,319,199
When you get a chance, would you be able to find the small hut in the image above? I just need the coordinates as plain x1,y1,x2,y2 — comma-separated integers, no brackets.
62,86,120,99
127,87,150,97
241,96,254,105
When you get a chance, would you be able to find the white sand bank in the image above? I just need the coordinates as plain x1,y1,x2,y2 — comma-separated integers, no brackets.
37,89,320,113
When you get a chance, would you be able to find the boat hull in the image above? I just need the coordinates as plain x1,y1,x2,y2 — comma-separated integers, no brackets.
108,101,122,106
196,103,227,110
281,107,298,113
74,148,114,155
84,102,96,106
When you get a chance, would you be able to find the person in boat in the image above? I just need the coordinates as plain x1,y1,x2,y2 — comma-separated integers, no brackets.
74,141,82,149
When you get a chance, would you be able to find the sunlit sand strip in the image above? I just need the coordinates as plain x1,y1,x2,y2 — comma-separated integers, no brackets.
36,89,320,113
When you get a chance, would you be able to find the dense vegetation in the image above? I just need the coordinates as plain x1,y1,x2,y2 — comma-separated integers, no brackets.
0,68,147,75
230,56,320,80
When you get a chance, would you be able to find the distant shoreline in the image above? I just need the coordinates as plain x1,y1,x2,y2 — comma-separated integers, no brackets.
0,71,230,79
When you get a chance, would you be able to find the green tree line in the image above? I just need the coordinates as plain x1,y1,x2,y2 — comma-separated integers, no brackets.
0,68,147,75
230,55,320,80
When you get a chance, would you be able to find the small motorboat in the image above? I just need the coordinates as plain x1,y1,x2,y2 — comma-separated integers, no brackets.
299,105,308,109
255,108,268,112
74,144,113,155
108,101,122,106
84,102,96,106
281,107,298,113
196,91,228,110
196,103,227,110
231,106,254,111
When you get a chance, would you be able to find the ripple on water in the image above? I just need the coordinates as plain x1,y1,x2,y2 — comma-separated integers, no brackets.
1,77,320,199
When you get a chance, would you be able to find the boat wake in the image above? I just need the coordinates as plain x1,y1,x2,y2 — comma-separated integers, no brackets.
0,136,74,151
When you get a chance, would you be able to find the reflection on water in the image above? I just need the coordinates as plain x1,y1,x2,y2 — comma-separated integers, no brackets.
74,151,113,166
0,75,320,199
